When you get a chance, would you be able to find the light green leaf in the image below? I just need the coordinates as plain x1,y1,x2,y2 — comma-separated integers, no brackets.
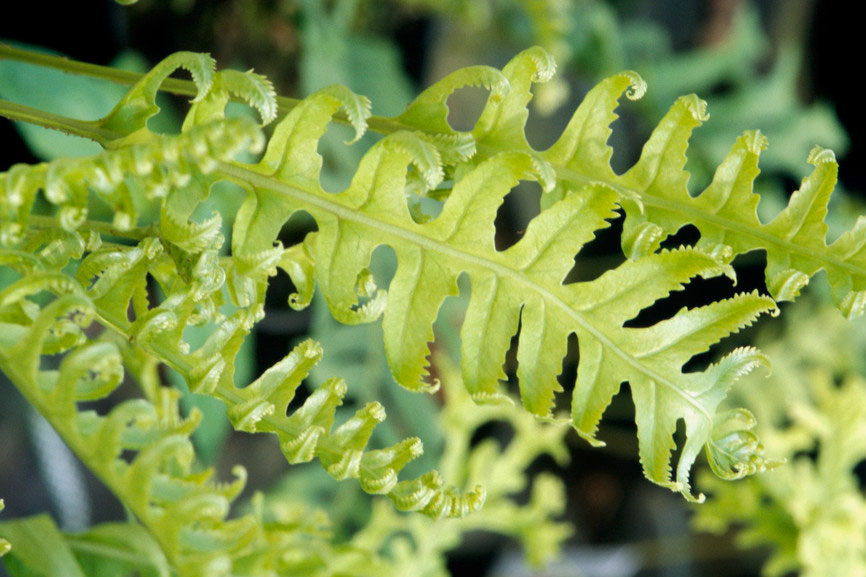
98,51,215,144
66,522,171,577
0,515,87,577
221,93,777,496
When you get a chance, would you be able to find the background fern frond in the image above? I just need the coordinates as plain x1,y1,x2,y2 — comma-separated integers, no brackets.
693,300,866,576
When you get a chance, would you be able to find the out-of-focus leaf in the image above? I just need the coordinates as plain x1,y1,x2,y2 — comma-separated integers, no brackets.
0,515,86,577
66,522,171,577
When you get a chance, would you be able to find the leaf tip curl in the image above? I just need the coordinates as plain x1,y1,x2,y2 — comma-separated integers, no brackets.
740,129,769,155
622,71,647,100
680,94,710,122
807,145,837,167
530,51,556,83
321,85,372,143
706,407,785,482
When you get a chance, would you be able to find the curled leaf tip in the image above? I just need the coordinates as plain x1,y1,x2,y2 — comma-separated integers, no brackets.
681,94,710,122
418,378,441,395
621,71,647,100
528,47,557,83
807,145,837,166
687,491,707,504
768,269,810,303
841,289,866,319
325,85,371,143
740,129,769,154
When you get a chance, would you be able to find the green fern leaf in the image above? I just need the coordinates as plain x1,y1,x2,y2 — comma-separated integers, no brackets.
0,46,816,530
396,63,507,163
218,87,777,497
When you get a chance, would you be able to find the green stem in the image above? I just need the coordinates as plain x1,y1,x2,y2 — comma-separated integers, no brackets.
0,43,200,99
0,42,410,137
0,99,115,146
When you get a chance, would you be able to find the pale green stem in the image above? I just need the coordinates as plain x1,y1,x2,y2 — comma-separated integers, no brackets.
0,42,409,136
0,43,202,99
0,98,116,146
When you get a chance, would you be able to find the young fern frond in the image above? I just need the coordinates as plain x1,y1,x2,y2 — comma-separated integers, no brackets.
0,116,262,245
0,242,484,575
0,279,251,576
693,302,866,577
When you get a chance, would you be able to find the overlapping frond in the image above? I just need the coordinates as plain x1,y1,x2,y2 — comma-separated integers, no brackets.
0,273,249,575
0,116,261,246
0,239,484,574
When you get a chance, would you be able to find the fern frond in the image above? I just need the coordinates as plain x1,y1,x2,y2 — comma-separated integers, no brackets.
692,300,866,577
0,255,480,577
215,85,777,498
0,45,831,519
6,203,479,514
698,371,866,577
325,350,571,574
0,287,252,575
183,68,278,128
191,326,486,517
0,54,489,572
77,229,481,516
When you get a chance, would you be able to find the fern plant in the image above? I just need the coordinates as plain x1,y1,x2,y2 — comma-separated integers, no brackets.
0,19,858,576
